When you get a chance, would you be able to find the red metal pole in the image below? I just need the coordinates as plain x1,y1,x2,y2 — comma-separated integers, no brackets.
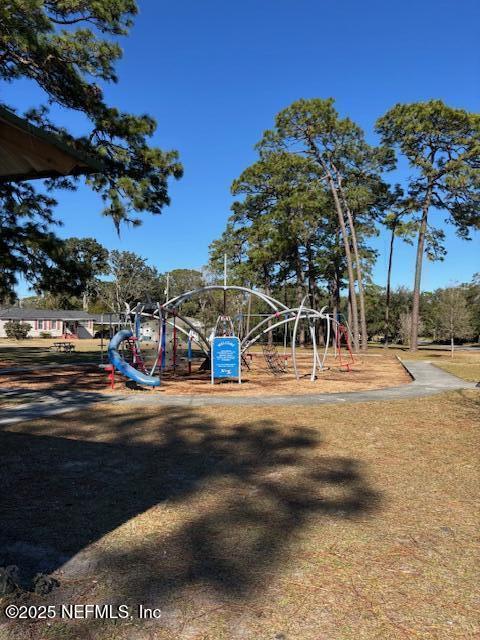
173,313,177,375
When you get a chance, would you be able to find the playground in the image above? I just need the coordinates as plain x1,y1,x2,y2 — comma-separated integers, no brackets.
2,336,479,405
1,278,478,403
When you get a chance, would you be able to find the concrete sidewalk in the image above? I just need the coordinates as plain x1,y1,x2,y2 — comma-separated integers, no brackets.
110,360,477,407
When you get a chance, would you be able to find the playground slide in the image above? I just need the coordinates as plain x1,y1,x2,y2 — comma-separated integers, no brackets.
108,329,160,387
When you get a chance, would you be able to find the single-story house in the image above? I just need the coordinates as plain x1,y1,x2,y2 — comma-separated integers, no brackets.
0,308,97,339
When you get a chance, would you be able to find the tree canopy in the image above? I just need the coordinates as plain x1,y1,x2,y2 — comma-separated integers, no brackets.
376,100,480,349
0,0,183,300
255,98,394,350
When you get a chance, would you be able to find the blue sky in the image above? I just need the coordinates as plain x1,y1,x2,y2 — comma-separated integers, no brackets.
3,0,479,296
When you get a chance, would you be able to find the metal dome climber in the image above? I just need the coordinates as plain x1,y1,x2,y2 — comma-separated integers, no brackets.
107,284,354,388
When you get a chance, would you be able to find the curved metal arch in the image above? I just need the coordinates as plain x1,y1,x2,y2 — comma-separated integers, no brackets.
242,307,331,370
292,294,310,381
168,311,210,353
241,306,323,351
148,310,210,375
309,321,318,381
242,312,321,352
164,318,210,356
162,285,289,313
132,305,209,375
152,307,211,351
122,293,335,382
149,302,163,376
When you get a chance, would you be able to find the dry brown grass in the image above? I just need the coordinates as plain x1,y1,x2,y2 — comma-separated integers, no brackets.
431,359,480,383
1,390,479,639
0,339,103,368
0,337,102,352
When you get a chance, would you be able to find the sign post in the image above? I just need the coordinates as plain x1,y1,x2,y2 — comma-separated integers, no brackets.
211,336,241,385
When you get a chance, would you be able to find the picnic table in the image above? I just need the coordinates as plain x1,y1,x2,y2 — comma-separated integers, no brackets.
50,341,76,353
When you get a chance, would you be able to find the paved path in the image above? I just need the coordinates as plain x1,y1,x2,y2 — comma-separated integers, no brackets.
110,360,477,407
0,389,122,425
0,360,477,424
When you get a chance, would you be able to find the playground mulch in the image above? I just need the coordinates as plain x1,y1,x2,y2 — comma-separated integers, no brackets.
155,352,410,396
0,353,411,396
0,390,478,639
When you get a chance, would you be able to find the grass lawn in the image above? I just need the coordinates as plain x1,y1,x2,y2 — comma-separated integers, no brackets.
0,338,104,367
432,360,480,383
1,390,479,639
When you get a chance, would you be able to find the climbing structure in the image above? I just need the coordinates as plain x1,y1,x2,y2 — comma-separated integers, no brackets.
107,284,345,387
125,337,148,374
335,323,356,372
261,342,288,376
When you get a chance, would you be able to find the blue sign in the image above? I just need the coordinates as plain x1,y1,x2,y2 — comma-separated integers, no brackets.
211,336,241,384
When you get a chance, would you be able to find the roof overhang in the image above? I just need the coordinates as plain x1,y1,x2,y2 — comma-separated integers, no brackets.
0,106,104,183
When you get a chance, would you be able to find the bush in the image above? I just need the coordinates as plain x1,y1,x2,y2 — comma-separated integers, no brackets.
39,331,52,339
4,320,31,340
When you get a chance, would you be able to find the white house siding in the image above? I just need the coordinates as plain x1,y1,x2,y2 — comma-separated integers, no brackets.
0,318,63,338
0,318,94,338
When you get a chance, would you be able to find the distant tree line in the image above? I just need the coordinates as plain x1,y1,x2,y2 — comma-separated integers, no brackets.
11,237,479,348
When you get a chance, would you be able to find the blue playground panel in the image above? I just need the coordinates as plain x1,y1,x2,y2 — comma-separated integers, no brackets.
211,336,241,382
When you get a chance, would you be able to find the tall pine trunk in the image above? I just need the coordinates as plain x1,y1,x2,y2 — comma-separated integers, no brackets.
345,208,368,351
329,183,360,351
338,181,368,351
410,189,432,351
263,269,274,346
384,223,396,348
331,230,341,325
306,140,360,351
306,242,318,310
347,289,353,330
295,248,306,347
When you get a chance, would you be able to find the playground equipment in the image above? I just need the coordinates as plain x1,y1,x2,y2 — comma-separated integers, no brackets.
262,342,288,376
108,328,160,387
334,322,356,372
107,283,355,388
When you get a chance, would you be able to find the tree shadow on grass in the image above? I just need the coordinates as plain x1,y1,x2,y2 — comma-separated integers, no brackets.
0,366,107,393
0,407,381,605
